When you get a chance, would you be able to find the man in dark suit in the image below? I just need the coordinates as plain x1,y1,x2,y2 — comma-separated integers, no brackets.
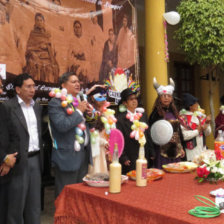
48,72,92,198
116,88,155,174
0,76,19,223
4,73,43,224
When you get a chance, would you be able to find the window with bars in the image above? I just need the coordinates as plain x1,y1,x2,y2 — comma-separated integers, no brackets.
173,62,194,97
172,62,195,109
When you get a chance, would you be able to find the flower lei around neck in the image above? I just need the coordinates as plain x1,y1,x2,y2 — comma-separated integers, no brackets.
49,88,88,151
125,108,148,147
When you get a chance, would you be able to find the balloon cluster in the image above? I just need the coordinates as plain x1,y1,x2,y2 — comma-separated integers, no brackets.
100,101,117,135
126,108,148,146
180,108,206,119
74,122,86,151
90,128,99,145
49,88,79,115
49,88,87,151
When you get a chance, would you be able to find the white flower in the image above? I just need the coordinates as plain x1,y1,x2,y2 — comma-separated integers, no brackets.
206,167,211,171
203,158,210,164
220,160,224,167
211,166,218,173
218,168,224,175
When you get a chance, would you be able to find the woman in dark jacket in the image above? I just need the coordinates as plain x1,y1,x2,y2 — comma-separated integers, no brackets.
148,78,185,169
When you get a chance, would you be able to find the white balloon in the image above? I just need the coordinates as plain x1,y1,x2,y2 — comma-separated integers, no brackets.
74,141,81,151
163,11,180,25
135,131,139,141
55,92,62,98
61,88,67,95
151,120,173,145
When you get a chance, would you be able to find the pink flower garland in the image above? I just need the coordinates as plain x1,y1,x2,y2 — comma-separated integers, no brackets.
163,20,169,62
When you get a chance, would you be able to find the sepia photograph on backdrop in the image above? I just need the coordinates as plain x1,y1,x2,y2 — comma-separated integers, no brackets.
0,0,139,103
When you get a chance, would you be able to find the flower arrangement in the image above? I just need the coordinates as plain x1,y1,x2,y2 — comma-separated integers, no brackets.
195,149,224,183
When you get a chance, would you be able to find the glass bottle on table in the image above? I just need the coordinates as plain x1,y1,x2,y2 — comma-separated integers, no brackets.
136,145,147,187
109,143,121,193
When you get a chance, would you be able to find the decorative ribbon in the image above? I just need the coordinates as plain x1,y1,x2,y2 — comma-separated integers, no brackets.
163,20,169,62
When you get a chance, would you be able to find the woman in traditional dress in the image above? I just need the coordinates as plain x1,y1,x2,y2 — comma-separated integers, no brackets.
179,93,211,161
148,78,185,169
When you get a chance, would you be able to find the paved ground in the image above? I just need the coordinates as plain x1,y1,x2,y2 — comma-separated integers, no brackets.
41,186,55,224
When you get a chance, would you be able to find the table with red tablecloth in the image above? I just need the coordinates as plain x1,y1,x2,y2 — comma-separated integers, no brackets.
54,172,224,224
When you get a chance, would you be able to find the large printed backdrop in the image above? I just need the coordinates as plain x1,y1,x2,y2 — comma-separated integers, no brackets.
0,0,138,103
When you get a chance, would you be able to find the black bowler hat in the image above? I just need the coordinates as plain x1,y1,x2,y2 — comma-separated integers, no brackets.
119,88,137,104
182,93,198,108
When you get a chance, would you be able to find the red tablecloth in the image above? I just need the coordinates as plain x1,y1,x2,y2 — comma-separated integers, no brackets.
54,172,224,224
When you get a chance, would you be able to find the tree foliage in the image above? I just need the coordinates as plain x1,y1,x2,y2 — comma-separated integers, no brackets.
175,0,224,67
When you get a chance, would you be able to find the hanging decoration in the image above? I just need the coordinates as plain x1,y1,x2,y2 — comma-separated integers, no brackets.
100,101,117,136
74,122,87,152
163,20,169,62
163,11,180,26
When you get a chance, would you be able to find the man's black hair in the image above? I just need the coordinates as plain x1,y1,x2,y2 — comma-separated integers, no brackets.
14,73,34,88
59,72,77,86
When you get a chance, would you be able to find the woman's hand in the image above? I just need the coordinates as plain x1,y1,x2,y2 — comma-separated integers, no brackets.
180,148,185,158
124,160,131,166
205,115,211,124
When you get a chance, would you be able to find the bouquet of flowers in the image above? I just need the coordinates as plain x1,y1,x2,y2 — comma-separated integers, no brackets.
195,149,224,183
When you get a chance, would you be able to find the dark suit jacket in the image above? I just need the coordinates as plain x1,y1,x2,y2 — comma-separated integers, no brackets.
48,98,92,172
116,111,155,174
4,97,43,174
0,103,20,184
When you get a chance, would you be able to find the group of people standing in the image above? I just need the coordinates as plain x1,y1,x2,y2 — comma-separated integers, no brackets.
68,13,136,84
0,72,212,224
117,78,211,173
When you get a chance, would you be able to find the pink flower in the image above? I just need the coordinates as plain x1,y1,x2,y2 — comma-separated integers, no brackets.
197,167,210,178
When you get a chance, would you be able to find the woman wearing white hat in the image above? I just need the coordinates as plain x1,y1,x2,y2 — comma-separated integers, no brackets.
148,78,185,169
